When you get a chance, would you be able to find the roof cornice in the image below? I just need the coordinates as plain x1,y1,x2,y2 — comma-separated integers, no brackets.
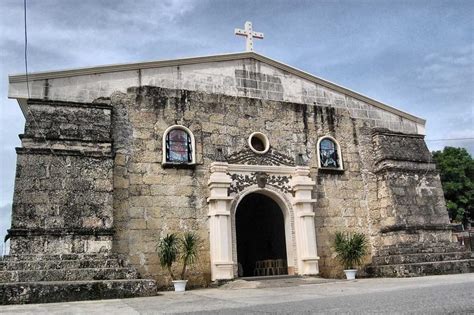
8,51,425,124
8,52,254,82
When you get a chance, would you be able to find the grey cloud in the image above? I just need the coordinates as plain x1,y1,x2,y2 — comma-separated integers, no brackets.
0,0,473,211
417,46,474,95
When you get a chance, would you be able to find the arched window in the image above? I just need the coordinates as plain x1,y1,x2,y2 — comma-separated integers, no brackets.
162,125,196,165
317,137,343,170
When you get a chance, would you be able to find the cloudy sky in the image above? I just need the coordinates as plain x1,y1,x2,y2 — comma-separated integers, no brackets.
0,0,473,242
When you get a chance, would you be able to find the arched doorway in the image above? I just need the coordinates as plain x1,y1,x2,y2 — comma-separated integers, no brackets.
236,193,288,277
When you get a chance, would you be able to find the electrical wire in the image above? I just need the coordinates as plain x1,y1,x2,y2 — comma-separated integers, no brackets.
425,138,474,142
23,0,69,168
23,0,29,99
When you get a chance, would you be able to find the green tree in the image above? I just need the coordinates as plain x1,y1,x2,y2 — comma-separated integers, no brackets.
432,147,474,225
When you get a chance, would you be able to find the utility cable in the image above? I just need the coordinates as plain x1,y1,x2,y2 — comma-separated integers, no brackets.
22,0,69,168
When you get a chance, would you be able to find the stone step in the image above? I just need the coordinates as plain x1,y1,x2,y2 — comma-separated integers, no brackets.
0,267,138,283
0,279,157,305
0,253,121,262
372,251,472,266
377,243,465,256
0,259,124,271
366,259,474,277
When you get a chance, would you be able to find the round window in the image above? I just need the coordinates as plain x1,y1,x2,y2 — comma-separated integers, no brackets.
248,132,270,154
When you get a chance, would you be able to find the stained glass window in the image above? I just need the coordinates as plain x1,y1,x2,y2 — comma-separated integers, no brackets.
166,129,192,163
319,138,339,168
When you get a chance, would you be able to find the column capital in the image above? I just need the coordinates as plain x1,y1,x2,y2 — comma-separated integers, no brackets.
209,162,232,188
291,166,315,190
210,161,229,173
294,166,311,176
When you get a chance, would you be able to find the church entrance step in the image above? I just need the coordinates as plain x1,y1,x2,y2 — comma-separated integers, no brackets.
0,279,157,305
0,259,123,271
376,243,466,256
372,251,472,265
367,259,474,277
240,275,301,281
0,253,121,262
0,267,138,283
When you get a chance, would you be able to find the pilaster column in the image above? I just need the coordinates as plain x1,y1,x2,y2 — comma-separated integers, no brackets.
291,166,319,275
207,162,234,280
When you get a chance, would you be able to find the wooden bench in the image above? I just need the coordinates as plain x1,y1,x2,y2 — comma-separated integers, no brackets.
253,259,287,276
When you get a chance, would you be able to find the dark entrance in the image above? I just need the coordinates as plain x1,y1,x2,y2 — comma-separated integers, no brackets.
236,193,288,277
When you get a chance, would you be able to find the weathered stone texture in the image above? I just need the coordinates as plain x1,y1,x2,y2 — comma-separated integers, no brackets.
370,129,451,241
10,152,113,254
0,278,157,305
3,99,157,304
24,100,112,142
8,99,114,255
102,86,471,282
12,154,113,229
362,129,472,276
372,130,431,164
6,85,471,296
0,252,157,305
108,86,378,281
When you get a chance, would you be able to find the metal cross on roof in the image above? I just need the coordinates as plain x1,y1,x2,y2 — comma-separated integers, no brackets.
234,21,264,52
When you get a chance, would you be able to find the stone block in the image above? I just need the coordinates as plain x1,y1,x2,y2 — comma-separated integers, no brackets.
128,207,145,219
128,219,147,230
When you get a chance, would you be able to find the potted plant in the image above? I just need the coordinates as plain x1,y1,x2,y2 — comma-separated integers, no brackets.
157,232,200,292
333,231,368,280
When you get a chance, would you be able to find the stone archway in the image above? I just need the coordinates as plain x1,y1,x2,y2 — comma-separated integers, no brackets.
207,162,319,281
235,192,288,277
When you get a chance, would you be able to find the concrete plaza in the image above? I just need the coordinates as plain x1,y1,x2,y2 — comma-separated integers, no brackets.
1,273,473,314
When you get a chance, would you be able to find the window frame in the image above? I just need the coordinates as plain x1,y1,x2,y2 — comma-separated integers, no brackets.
162,125,196,166
317,136,344,170
248,132,270,154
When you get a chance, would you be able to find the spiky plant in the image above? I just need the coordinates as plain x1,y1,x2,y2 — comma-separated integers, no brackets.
334,231,368,269
179,232,200,280
157,233,179,280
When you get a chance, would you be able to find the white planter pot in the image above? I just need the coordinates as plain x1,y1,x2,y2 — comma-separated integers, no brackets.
344,269,357,280
172,280,188,292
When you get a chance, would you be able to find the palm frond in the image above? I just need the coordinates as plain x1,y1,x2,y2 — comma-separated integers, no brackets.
180,232,200,279
333,231,368,269
157,233,179,279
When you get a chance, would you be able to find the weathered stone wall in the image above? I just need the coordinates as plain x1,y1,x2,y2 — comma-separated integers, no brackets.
24,100,112,142
8,87,453,284
8,100,114,255
111,88,210,287
110,86,378,283
368,129,452,255
311,110,374,277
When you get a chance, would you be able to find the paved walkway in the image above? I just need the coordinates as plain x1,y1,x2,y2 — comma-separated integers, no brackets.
1,274,473,314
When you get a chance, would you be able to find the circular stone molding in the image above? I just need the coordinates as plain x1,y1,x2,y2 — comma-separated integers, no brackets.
248,132,270,154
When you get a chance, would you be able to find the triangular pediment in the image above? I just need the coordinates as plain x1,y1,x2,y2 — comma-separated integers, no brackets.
8,52,424,133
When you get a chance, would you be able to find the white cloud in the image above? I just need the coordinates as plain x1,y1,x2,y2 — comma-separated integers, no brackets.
0,0,203,70
417,45,474,94
149,0,197,21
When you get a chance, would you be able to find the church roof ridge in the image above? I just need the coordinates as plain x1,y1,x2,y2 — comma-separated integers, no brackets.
8,51,425,125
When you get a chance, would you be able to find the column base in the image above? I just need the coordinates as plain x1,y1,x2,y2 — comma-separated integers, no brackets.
300,258,320,275
211,262,234,281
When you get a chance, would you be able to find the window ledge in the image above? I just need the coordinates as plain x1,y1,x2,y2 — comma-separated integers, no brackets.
162,162,197,169
318,167,344,174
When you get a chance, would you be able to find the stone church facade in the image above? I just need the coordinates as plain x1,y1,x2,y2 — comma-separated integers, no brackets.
3,52,472,303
